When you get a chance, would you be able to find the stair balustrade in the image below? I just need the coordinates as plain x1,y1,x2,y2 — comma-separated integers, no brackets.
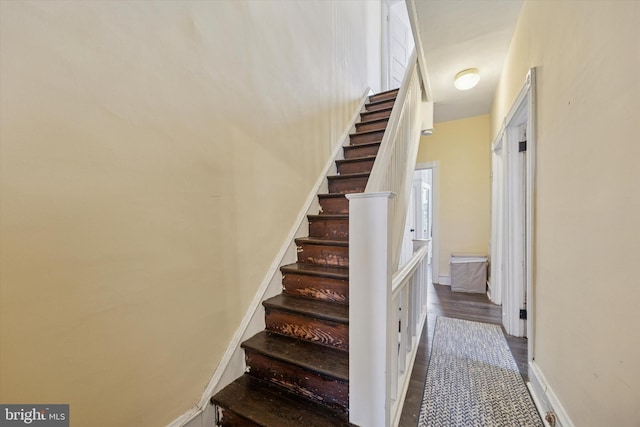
347,50,430,427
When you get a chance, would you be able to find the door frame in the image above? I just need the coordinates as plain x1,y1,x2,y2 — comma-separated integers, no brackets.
503,116,527,337
490,68,536,354
415,161,439,283
381,0,392,91
382,0,409,91
490,142,504,305
413,180,430,241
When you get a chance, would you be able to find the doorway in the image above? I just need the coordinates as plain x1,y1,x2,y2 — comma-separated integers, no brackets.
413,162,438,282
399,168,433,268
490,69,536,348
503,116,527,338
383,0,415,91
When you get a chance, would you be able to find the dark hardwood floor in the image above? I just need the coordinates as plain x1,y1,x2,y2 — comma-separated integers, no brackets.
397,280,529,427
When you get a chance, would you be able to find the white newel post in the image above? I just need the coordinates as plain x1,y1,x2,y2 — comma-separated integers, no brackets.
347,192,395,427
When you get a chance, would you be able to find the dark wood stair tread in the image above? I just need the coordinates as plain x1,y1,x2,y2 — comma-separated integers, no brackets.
317,193,348,203
263,294,349,324
317,193,349,214
318,193,348,198
336,155,377,164
328,172,370,179
307,214,349,240
212,375,352,426
367,94,396,104
356,117,390,127
361,106,393,118
336,160,374,174
327,171,369,194
349,128,385,138
242,331,348,381
307,214,349,220
343,141,381,149
369,88,399,102
365,97,395,110
295,236,349,247
374,87,399,94
281,262,349,280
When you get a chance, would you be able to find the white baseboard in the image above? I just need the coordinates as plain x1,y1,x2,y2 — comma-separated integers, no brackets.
528,361,574,427
166,87,372,427
177,404,216,427
437,275,450,286
487,279,499,303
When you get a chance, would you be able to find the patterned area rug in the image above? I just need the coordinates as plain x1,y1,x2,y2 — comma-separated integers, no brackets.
418,317,543,427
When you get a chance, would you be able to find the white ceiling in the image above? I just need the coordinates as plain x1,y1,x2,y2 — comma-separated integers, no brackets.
411,0,523,123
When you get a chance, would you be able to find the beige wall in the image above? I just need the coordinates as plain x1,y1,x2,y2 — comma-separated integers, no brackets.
491,1,640,425
0,1,381,425
416,115,491,278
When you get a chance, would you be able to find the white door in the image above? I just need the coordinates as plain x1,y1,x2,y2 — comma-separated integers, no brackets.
389,11,409,89
384,0,414,90
421,182,431,241
415,163,439,281
399,185,416,267
414,179,432,266
502,118,528,337
519,129,528,337
400,171,433,267
412,179,423,238
490,70,536,353
412,172,431,241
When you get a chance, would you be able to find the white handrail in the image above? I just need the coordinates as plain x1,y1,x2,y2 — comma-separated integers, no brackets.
365,50,423,268
392,244,428,297
348,49,429,427
366,49,419,192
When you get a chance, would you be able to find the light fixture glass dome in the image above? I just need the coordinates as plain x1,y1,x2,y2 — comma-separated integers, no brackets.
454,68,480,90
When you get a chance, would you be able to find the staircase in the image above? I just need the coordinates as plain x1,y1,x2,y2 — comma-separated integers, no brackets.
211,88,399,426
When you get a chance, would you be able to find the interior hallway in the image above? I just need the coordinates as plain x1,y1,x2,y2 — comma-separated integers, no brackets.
398,279,529,426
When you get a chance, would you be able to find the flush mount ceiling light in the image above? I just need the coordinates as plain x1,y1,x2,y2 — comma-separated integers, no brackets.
454,68,480,90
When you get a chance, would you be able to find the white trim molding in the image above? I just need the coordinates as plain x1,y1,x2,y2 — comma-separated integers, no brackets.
489,68,536,340
166,87,372,427
406,0,433,102
489,131,504,306
525,68,536,360
437,275,450,286
486,279,494,301
528,361,575,427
